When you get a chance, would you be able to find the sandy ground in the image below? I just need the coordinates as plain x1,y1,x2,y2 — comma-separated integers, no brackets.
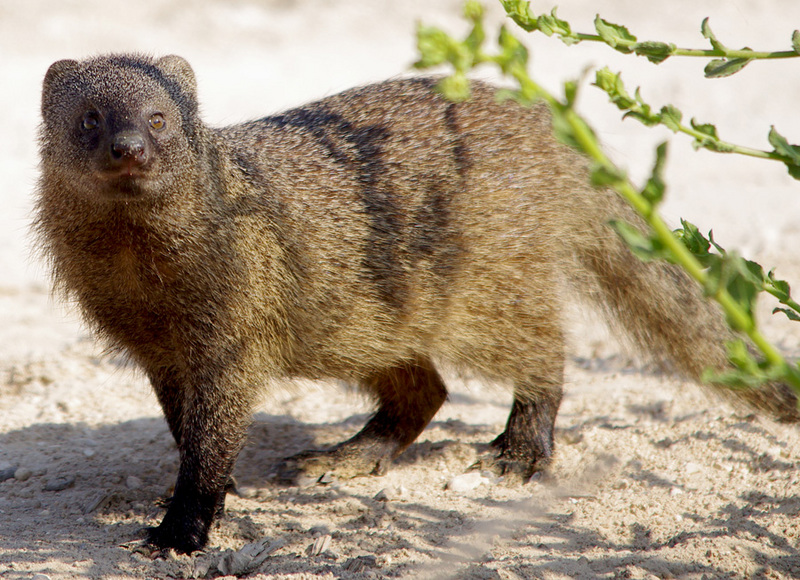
2,1,800,578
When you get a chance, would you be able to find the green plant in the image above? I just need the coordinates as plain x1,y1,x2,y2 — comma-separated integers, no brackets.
414,1,800,394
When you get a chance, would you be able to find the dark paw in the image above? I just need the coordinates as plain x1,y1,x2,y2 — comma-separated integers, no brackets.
145,517,207,555
470,450,550,485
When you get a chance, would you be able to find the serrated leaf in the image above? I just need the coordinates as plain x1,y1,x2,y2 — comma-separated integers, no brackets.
659,105,683,132
500,0,539,32
701,17,726,52
767,270,791,298
623,110,661,127
594,15,636,53
793,30,800,54
768,126,800,163
634,41,676,64
537,7,571,38
774,307,800,322
594,68,635,108
674,219,712,262
704,57,752,78
768,127,800,179
690,118,719,140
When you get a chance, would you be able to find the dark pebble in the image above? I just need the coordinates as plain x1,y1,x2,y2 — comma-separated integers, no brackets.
44,476,76,492
0,467,16,482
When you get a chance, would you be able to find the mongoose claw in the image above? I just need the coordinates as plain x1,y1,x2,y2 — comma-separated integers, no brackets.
270,443,393,486
468,453,549,486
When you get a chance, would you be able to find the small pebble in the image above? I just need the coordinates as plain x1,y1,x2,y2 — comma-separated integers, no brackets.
14,467,32,482
685,462,702,475
374,488,393,502
44,476,75,492
343,555,378,572
32,574,52,580
308,534,332,557
446,471,491,492
126,475,143,490
0,467,16,482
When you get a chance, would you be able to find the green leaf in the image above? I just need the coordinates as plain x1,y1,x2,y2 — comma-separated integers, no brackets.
552,109,597,151
538,7,575,43
793,30,800,55
659,105,683,132
414,25,453,68
766,270,792,301
495,25,529,74
774,307,800,322
688,118,731,151
500,0,539,32
594,68,634,108
701,17,726,52
674,219,712,262
641,141,668,206
591,164,627,188
704,56,753,78
564,79,578,107
768,126,800,163
768,126,800,179
464,0,483,21
594,15,636,53
633,41,676,64
436,73,471,102
703,341,772,389
690,118,718,140
609,220,668,261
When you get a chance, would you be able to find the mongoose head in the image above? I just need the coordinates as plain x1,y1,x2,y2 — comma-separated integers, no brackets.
40,54,201,201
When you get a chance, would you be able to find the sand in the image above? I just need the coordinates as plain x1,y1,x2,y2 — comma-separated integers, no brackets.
1,1,799,578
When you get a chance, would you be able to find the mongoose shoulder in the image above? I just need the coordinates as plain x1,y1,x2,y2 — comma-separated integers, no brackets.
36,53,800,554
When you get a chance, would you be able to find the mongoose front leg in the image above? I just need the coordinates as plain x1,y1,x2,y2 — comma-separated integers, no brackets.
148,367,186,447
273,358,448,484
476,384,564,483
145,378,253,554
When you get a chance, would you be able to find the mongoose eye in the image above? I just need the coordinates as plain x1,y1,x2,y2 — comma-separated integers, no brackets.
149,113,166,131
81,113,100,131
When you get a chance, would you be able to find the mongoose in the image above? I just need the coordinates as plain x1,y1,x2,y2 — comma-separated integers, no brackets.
36,53,800,554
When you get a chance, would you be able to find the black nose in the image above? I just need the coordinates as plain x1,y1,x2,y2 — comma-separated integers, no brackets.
110,131,148,166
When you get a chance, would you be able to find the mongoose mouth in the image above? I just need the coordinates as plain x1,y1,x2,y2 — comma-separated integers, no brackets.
94,169,152,199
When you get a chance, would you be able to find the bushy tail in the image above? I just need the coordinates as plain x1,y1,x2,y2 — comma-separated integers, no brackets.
566,185,800,422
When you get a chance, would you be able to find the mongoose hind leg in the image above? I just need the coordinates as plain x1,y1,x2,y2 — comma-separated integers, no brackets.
474,383,564,484
272,358,448,484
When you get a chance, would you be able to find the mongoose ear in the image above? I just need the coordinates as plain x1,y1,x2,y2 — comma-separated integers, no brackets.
157,55,197,95
42,59,80,116
43,59,79,91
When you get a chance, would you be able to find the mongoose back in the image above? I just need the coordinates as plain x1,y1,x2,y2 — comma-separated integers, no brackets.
36,53,800,554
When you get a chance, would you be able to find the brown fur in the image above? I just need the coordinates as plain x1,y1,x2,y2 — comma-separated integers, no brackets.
35,54,799,553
